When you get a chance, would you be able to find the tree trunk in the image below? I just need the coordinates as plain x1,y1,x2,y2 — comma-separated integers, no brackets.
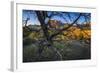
35,11,62,60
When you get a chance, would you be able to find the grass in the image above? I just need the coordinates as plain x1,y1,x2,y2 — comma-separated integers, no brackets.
23,39,91,62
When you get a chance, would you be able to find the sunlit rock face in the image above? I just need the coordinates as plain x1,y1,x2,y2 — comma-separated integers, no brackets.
48,20,62,28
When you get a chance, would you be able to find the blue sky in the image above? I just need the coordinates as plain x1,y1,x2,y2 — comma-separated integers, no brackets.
22,10,40,25
22,10,91,25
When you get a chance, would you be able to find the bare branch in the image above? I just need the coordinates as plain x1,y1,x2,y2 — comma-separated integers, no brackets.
49,13,82,40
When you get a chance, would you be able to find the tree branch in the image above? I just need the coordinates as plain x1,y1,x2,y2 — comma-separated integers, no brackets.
49,13,82,40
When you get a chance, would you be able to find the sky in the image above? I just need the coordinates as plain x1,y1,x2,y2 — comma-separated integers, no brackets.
22,10,41,25
22,10,91,25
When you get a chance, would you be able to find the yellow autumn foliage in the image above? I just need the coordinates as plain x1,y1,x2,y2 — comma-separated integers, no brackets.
57,27,91,41
28,32,40,40
23,26,91,41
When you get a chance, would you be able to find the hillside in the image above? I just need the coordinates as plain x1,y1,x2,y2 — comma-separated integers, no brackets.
23,23,91,62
